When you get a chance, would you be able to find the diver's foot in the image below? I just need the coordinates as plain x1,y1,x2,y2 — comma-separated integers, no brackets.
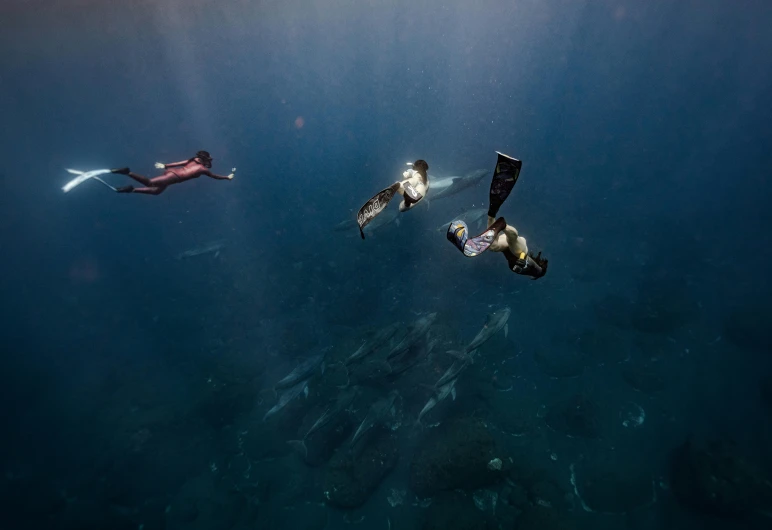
513,250,548,279
111,167,130,175
116,185,134,193
463,217,506,257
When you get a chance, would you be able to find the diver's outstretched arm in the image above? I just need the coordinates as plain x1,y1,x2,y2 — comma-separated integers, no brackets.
204,168,235,180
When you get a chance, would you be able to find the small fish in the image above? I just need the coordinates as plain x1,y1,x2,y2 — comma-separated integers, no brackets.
175,240,227,260
448,307,510,357
288,386,360,458
274,346,330,390
434,350,476,387
387,313,437,360
417,378,457,424
351,391,399,446
345,322,402,365
263,379,309,422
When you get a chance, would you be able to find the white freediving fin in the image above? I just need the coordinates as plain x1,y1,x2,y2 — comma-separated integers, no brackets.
62,168,112,193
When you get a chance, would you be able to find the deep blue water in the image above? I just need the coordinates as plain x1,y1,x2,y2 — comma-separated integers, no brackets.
1,1,772,529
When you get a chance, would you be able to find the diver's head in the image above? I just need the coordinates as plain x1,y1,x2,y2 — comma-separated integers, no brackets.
194,150,213,168
412,159,429,178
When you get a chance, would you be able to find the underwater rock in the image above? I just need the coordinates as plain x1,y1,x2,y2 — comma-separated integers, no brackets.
574,327,628,365
529,478,572,512
505,482,529,509
761,375,772,409
255,455,311,506
725,306,772,354
534,348,586,378
410,417,506,498
669,438,772,518
630,276,694,334
570,459,655,514
621,363,666,394
250,501,329,530
517,505,576,530
421,491,492,530
57,499,137,530
545,394,603,439
594,294,635,329
166,473,245,530
323,431,399,509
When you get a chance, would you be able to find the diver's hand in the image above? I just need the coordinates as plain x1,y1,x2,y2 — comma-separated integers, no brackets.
154,162,165,169
227,167,236,180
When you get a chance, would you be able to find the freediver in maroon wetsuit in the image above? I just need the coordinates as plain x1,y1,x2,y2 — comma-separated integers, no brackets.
110,150,234,195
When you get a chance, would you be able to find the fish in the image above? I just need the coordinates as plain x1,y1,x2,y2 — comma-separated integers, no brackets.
434,350,477,387
175,240,226,260
435,207,488,232
263,379,309,421
417,378,457,424
387,337,438,377
288,386,360,458
274,346,330,390
387,313,437,360
447,307,511,357
350,391,399,447
428,168,488,201
344,322,402,365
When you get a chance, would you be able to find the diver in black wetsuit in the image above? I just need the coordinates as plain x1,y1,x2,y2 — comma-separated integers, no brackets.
446,152,548,279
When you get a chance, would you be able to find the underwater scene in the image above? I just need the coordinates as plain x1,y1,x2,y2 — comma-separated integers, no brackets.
1,0,772,529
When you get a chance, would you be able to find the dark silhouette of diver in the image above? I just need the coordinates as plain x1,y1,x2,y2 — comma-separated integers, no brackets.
446,151,548,279
110,150,234,195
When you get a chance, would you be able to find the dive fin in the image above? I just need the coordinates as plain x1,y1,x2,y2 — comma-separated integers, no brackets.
461,217,506,257
451,387,456,401
488,152,522,218
357,182,400,239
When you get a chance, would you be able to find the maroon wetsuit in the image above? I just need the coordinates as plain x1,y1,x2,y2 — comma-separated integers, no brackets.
127,159,230,195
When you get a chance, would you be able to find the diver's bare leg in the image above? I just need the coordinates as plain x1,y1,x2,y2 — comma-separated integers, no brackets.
132,186,167,195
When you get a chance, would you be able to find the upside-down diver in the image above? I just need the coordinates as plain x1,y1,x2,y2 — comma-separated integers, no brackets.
446,151,548,279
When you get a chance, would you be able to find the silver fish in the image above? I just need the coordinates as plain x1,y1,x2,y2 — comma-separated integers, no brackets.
429,168,488,201
345,322,402,365
274,347,330,390
434,349,477,387
305,385,359,439
448,307,510,357
417,378,457,424
175,240,226,260
288,386,360,458
350,391,399,446
263,379,309,421
387,313,437,360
